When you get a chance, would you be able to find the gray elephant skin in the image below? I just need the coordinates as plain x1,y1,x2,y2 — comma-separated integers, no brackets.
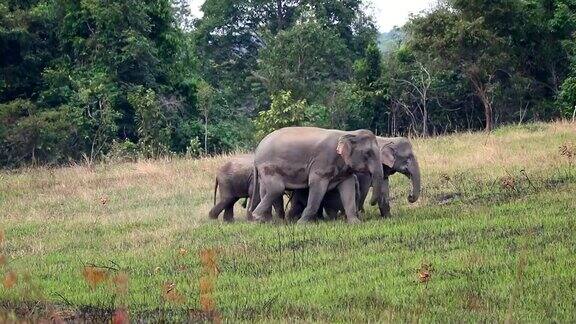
287,174,361,221
209,154,284,222
357,137,421,217
250,127,385,224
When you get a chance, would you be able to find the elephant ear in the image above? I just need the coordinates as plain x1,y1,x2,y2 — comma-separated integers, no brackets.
337,134,354,165
380,144,396,168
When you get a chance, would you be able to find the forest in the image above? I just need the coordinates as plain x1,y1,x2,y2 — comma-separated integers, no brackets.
1,0,575,167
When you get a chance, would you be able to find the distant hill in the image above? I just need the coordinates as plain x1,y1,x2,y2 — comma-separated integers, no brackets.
377,27,405,53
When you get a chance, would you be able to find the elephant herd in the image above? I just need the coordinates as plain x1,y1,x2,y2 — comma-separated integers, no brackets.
209,127,421,224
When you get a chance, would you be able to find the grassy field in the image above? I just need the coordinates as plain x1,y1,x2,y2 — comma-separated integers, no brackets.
1,122,575,322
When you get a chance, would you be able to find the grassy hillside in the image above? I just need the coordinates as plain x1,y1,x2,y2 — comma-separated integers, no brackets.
1,122,575,322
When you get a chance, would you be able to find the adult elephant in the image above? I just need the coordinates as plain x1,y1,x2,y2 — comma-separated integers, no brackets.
209,154,284,222
250,127,385,224
357,137,421,217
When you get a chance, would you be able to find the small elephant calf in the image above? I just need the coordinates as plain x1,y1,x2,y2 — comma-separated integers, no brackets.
209,154,284,222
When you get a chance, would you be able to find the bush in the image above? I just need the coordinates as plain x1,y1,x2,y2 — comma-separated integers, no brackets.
186,137,202,158
0,102,82,166
254,91,308,140
559,76,576,120
106,139,139,162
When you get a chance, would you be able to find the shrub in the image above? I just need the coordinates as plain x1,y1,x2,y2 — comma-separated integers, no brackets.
559,76,576,120
0,100,84,166
128,87,170,158
106,139,139,162
254,91,308,140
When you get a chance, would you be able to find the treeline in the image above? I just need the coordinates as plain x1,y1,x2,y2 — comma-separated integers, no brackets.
1,0,575,167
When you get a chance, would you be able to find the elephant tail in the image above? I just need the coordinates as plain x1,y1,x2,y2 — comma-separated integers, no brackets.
213,178,218,206
249,165,259,212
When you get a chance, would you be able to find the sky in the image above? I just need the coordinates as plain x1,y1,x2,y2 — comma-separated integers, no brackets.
187,0,436,32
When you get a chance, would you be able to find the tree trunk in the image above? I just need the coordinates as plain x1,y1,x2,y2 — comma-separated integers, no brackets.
422,105,428,136
481,95,493,132
276,0,284,30
468,72,493,132
204,110,208,153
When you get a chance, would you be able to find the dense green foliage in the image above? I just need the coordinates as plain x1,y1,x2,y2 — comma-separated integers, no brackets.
388,0,576,134
0,0,200,166
1,0,576,167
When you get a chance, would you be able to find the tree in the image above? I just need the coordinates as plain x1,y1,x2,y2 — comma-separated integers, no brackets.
128,87,169,158
254,19,352,103
393,61,433,136
197,80,216,153
352,41,387,132
406,6,511,132
0,0,200,166
194,0,376,111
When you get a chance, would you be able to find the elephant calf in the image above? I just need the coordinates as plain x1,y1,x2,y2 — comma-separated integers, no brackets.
209,154,284,222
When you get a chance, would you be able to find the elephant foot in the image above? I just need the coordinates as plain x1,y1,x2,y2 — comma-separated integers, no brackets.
223,217,235,223
346,217,361,224
208,212,219,220
296,216,313,225
254,216,272,223
284,215,294,223
381,209,391,218
379,204,391,218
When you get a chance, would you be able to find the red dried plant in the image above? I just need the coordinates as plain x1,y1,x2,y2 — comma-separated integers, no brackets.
3,271,17,289
82,266,108,289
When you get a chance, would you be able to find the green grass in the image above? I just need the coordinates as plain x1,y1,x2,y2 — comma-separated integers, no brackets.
1,122,575,322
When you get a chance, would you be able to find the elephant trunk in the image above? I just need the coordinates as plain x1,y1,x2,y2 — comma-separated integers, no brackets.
369,158,384,206
407,157,421,203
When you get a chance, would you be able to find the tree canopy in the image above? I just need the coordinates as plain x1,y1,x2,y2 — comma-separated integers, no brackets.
1,0,575,167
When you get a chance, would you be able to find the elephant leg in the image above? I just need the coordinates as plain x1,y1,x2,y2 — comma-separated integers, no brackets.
253,176,285,222
272,197,285,219
315,207,325,221
356,173,371,213
322,189,344,220
287,190,306,221
338,176,361,224
209,194,234,219
379,177,391,218
297,180,329,224
223,197,240,222
320,190,341,220
324,206,339,220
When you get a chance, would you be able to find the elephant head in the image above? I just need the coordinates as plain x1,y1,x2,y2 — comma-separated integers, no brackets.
378,137,421,203
337,130,385,207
